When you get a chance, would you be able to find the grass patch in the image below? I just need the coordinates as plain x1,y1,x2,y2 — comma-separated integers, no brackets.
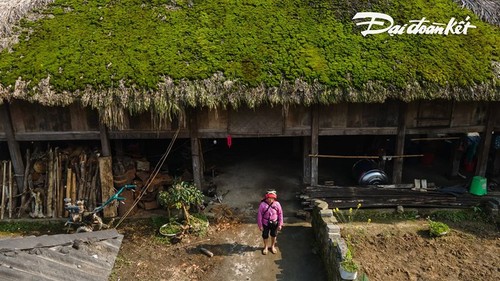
0,220,66,236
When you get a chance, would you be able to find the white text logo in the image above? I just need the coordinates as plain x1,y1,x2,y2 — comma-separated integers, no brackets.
352,12,477,36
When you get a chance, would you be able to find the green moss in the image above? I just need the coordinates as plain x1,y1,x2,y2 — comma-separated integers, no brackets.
0,0,498,104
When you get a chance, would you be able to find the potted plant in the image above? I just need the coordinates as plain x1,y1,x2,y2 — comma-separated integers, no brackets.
158,181,204,225
339,248,359,280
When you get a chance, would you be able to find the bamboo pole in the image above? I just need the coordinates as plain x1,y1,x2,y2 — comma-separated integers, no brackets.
1,161,6,220
71,170,77,205
65,167,72,217
47,149,53,218
18,149,31,218
58,154,63,217
308,154,424,159
8,161,12,219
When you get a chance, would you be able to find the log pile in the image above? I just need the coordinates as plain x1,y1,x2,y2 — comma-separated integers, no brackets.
301,183,492,210
18,146,102,218
14,146,175,218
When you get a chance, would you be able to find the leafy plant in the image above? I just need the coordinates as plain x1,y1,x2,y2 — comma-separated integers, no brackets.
428,219,450,237
333,203,362,223
158,181,204,224
340,248,359,273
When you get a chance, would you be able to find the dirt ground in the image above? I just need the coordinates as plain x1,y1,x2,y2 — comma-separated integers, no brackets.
343,220,500,281
110,215,327,281
110,138,499,281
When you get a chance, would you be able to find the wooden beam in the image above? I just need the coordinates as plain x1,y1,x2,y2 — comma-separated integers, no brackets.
14,131,100,141
475,103,497,177
190,110,204,190
392,103,407,184
99,123,111,157
0,104,24,192
303,136,311,185
311,106,319,186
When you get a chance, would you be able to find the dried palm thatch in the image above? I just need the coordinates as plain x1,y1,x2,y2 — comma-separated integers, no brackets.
454,0,500,26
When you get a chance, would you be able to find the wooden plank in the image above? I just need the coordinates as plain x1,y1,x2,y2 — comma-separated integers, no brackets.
311,106,319,186
14,131,100,141
99,156,117,218
303,136,311,185
319,127,397,135
0,104,25,192
392,103,407,184
450,139,464,177
407,126,485,135
476,103,497,176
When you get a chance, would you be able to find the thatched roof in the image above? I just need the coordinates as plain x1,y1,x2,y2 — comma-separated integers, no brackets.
0,0,499,128
453,0,500,26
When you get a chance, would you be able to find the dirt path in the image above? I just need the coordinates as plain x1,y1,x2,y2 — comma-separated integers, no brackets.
201,218,327,281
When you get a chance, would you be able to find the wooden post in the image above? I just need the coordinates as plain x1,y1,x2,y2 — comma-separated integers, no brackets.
449,139,464,178
311,106,319,186
0,104,25,192
475,103,496,177
99,122,112,157
190,110,204,190
492,148,500,176
1,161,6,220
99,156,117,218
303,136,311,184
8,161,12,219
392,103,407,184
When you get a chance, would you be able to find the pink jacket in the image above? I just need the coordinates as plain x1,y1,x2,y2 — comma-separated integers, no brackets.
257,200,283,228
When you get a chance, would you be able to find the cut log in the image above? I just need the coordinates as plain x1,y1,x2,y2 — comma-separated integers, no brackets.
200,247,214,257
99,156,117,218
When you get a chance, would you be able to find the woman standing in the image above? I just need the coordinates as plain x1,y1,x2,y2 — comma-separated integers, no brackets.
257,190,283,255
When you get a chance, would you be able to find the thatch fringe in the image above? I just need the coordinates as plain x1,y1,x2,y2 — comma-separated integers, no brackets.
454,0,500,26
1,71,499,129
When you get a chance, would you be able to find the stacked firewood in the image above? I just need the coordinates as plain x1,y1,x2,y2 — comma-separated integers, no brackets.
13,146,176,218
112,156,173,215
18,146,102,218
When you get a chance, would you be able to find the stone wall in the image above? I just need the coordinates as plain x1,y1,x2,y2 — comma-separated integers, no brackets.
311,199,350,281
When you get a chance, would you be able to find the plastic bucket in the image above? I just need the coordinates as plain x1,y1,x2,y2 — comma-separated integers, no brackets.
469,176,487,196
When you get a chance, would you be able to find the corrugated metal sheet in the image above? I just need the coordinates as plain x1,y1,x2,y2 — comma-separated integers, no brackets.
0,229,123,281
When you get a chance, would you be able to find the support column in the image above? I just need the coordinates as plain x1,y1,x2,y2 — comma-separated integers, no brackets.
311,105,319,186
0,104,24,192
99,122,111,157
190,110,204,190
449,139,464,178
392,102,407,184
475,103,496,177
303,136,311,185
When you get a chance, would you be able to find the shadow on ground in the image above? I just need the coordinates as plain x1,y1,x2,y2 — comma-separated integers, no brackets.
187,243,260,256
274,222,327,281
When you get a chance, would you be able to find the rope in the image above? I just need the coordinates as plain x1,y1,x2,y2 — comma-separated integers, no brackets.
114,127,180,228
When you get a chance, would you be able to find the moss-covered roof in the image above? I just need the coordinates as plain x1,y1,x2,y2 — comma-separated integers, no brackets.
0,0,499,127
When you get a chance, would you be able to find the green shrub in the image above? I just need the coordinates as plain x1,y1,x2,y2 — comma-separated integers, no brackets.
428,220,450,237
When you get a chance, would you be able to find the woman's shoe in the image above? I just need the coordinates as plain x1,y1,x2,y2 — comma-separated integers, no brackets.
270,247,277,254
262,248,268,255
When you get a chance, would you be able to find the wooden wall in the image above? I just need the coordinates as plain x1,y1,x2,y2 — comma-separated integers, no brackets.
0,100,498,141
